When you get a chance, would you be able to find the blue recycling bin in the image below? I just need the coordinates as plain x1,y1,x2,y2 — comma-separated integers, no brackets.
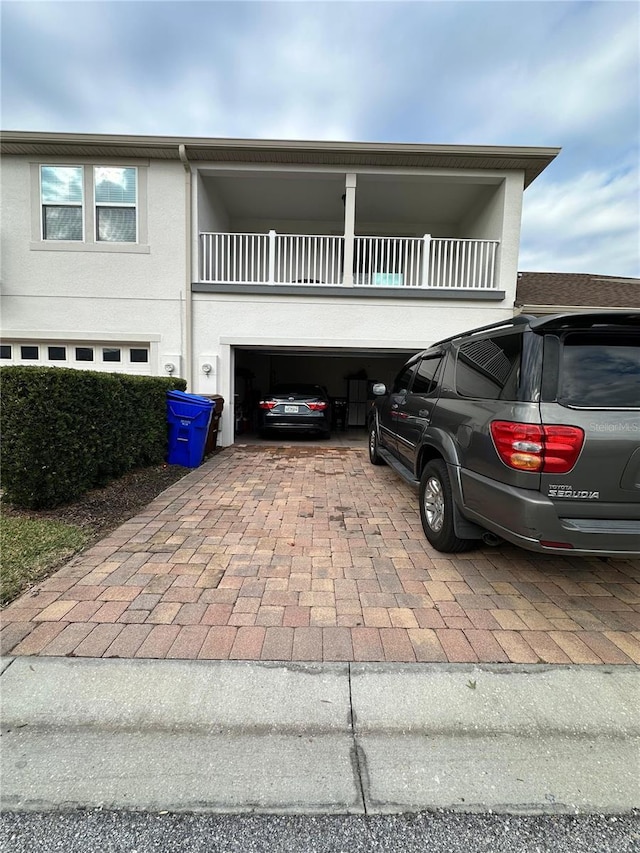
166,390,215,467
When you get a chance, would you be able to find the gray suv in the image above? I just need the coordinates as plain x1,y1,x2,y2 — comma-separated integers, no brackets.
368,313,640,556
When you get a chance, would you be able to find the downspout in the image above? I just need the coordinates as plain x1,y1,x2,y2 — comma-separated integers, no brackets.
179,144,193,390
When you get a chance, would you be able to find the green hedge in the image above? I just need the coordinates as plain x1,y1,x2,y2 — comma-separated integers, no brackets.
0,366,187,509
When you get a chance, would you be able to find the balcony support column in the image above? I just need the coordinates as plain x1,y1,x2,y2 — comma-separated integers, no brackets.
342,174,357,286
267,230,276,285
421,233,431,287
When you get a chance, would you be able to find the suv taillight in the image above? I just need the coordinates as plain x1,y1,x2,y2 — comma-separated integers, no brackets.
307,401,328,411
490,421,585,473
259,400,277,410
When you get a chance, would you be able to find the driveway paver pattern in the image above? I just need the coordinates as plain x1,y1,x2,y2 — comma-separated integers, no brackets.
2,447,640,664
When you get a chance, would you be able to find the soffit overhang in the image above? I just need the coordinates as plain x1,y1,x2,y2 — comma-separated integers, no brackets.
1,131,560,187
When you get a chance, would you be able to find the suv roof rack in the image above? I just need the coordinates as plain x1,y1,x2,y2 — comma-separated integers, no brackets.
529,312,640,331
431,314,535,348
427,311,640,351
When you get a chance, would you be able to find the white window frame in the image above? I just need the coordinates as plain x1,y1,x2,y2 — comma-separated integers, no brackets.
31,162,149,254
40,165,85,242
94,166,138,244
47,345,68,362
102,346,122,363
1,335,158,374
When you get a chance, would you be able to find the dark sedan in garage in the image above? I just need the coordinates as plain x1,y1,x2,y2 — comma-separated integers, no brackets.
258,384,331,437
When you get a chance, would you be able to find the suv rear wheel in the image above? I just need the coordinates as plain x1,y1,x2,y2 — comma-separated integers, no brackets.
419,460,475,553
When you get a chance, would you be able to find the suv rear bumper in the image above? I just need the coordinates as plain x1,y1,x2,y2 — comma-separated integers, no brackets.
457,467,640,557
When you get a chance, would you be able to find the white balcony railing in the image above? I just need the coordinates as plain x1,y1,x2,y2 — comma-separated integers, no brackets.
200,232,270,284
200,231,499,290
275,234,344,285
353,236,424,286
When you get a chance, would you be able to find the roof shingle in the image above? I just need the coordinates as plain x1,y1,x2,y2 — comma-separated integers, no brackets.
516,272,640,309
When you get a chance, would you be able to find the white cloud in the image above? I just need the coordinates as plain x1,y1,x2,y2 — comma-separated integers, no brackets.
520,165,640,277
447,2,639,147
1,1,638,277
1,1,376,139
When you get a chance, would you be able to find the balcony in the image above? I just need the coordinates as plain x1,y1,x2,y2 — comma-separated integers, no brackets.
199,232,500,292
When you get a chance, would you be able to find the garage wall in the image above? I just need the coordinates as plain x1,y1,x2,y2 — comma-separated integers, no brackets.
192,291,513,444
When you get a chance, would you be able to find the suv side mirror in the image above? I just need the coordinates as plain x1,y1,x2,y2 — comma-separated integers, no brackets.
372,382,388,396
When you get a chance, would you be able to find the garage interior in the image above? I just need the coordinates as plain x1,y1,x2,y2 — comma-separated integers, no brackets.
233,346,415,444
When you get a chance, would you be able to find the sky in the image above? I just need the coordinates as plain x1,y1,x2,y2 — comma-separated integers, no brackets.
2,0,638,278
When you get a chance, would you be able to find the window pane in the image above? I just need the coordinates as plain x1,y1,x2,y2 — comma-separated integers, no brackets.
95,167,136,204
21,346,39,360
41,166,83,203
456,333,522,400
76,347,94,361
0,345,12,359
392,365,416,394
130,348,148,363
48,346,66,361
412,357,442,396
103,347,121,362
96,207,136,242
43,206,83,240
560,334,640,408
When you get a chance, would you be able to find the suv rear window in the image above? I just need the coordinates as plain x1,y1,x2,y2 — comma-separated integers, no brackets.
559,333,640,408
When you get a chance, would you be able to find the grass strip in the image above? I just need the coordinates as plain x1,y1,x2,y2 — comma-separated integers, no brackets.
0,516,89,605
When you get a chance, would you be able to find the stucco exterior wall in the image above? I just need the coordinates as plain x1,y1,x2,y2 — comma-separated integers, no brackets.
1,156,188,373
196,173,230,233
497,172,525,307
192,291,513,444
460,172,524,307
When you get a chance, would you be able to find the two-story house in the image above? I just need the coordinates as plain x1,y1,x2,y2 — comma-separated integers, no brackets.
1,132,558,446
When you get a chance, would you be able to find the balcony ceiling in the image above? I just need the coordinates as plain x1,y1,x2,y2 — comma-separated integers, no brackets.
203,171,494,226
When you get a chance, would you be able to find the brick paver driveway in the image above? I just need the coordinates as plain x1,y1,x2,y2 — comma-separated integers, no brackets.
3,446,640,664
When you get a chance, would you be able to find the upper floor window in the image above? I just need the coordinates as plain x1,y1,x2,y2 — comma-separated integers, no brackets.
41,166,84,241
95,167,137,242
39,165,138,244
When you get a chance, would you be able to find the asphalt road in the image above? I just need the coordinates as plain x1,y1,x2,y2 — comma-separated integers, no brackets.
1,811,638,853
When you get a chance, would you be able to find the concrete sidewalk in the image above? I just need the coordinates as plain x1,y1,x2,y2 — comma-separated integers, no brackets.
1,657,638,815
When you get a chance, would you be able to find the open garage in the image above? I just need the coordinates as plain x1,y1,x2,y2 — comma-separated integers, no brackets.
232,346,415,440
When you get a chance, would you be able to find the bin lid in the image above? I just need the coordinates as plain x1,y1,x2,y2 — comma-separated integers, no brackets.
167,390,214,407
200,394,225,411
